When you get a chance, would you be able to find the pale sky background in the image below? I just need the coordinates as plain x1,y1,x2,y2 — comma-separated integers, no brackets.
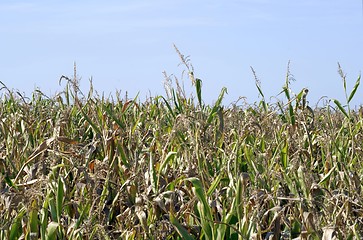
1,1,362,107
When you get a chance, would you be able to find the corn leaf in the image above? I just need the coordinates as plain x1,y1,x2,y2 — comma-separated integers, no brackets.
170,213,195,240
206,87,227,128
149,153,158,194
333,99,349,119
281,139,288,169
56,177,64,223
318,166,336,186
186,177,214,240
348,75,361,103
46,222,59,240
9,207,26,240
159,151,177,175
196,78,203,108
206,173,222,197
29,199,39,235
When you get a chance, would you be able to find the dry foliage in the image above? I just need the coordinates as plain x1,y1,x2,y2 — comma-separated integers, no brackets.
0,56,362,239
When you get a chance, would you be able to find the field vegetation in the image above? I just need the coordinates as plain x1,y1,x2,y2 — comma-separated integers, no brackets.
0,50,362,239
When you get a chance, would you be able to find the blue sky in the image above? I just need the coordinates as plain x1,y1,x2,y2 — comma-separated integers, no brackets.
1,1,362,107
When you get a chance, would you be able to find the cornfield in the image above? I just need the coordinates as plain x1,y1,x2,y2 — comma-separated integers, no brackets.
0,52,362,239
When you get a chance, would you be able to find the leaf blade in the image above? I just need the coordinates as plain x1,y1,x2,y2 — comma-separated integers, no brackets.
348,75,361,103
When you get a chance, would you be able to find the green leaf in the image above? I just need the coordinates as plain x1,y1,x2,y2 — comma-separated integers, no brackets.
161,96,176,118
149,153,158,194
283,86,291,101
172,90,182,113
348,75,361,103
103,104,125,129
159,151,177,175
206,87,227,127
256,82,265,98
333,99,349,119
46,222,59,240
5,175,18,190
56,177,64,223
318,166,336,186
235,178,243,221
206,174,222,197
196,78,203,108
9,207,26,240
80,107,101,134
281,140,288,169
289,104,295,125
170,213,195,240
49,197,57,221
117,143,130,168
70,202,91,238
40,194,50,239
29,199,39,235
186,177,214,240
